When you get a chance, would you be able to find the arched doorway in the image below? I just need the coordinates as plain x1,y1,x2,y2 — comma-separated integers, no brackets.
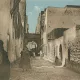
55,44,63,66
59,44,62,61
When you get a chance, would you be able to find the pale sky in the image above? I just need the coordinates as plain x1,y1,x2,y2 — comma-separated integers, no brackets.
26,0,80,33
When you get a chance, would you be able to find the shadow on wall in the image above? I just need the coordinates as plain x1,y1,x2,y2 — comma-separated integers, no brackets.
0,40,10,80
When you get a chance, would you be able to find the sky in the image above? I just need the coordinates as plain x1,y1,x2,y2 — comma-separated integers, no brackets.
26,0,80,33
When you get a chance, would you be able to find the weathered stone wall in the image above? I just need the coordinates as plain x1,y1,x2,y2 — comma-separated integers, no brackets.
19,0,26,27
0,0,11,51
46,40,55,62
42,7,80,61
0,0,26,63
39,7,80,70
9,0,26,62
44,36,64,65
63,26,76,59
46,7,80,34
63,25,80,73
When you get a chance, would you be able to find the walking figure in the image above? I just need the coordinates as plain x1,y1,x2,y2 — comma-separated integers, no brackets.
20,47,31,71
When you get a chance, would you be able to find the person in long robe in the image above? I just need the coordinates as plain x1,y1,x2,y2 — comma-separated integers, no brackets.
20,47,31,71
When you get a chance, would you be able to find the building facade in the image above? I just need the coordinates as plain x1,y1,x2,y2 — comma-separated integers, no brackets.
36,6,80,72
0,0,27,63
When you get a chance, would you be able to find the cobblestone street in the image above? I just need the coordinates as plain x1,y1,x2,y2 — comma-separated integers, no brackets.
10,57,80,80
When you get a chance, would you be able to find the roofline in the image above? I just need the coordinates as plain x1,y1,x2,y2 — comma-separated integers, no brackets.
65,5,80,8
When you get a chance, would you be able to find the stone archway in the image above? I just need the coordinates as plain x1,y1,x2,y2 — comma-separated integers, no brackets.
24,33,41,56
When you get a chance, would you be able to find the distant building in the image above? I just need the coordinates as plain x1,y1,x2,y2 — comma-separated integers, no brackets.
35,14,41,34
25,15,29,33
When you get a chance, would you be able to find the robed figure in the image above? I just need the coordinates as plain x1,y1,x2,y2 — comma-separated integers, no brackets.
19,47,31,71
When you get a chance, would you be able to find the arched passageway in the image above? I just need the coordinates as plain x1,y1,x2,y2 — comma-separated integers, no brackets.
24,33,41,56
58,44,63,66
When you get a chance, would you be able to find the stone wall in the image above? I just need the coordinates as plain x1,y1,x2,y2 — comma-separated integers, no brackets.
0,0,11,51
44,36,64,65
0,0,26,63
47,40,55,62
63,26,76,60
46,7,80,34
64,25,80,73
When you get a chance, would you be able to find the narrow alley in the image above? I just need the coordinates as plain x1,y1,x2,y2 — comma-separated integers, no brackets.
1,0,80,80
10,57,80,80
